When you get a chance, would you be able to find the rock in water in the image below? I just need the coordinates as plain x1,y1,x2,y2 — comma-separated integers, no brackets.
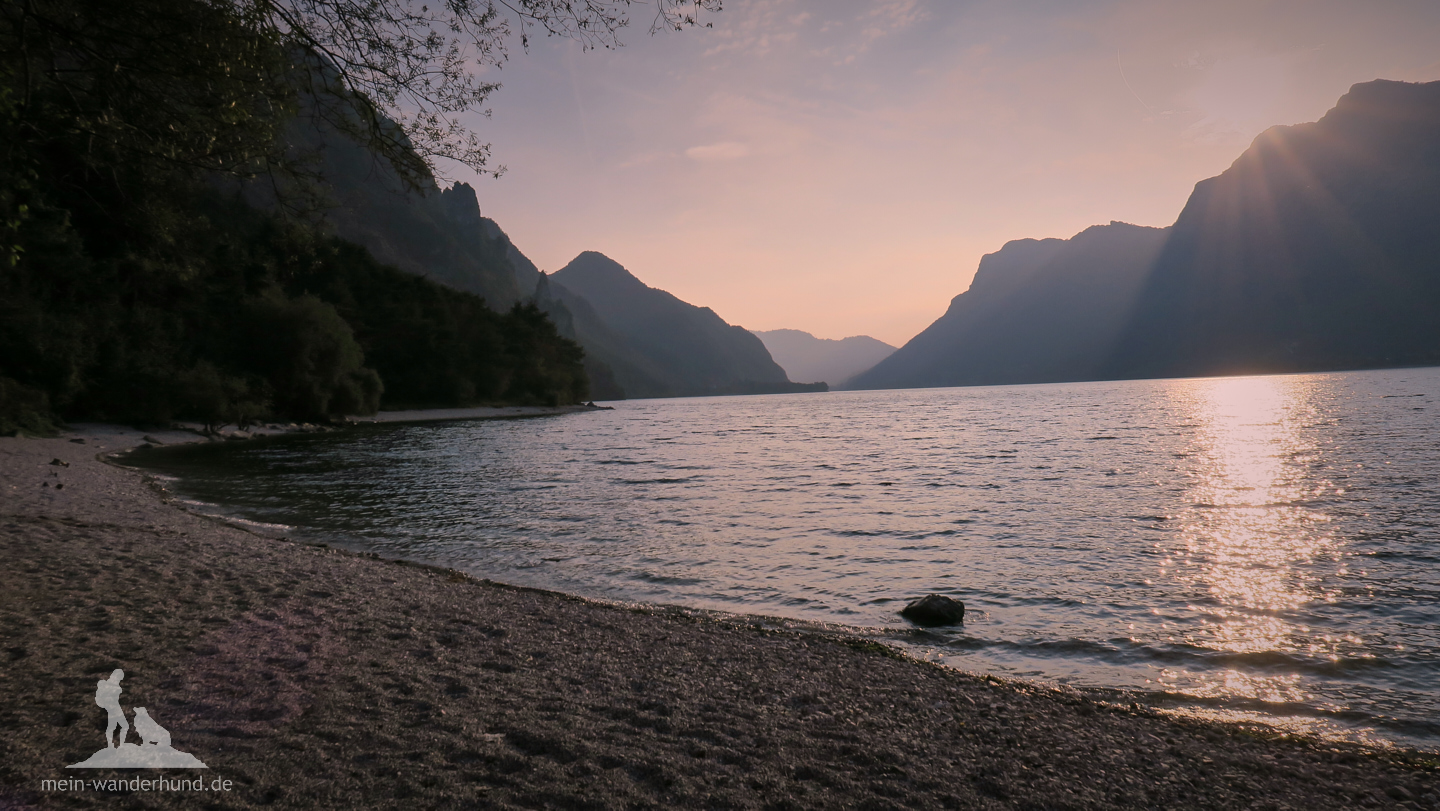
900,594,965,627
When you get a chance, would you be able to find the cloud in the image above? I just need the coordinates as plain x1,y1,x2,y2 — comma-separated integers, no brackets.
860,0,925,45
701,0,801,58
700,0,923,63
685,141,752,161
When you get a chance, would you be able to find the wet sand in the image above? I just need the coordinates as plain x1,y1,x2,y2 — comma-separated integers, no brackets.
1,426,1437,810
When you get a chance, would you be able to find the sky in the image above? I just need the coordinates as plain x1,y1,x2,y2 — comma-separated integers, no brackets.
452,0,1440,347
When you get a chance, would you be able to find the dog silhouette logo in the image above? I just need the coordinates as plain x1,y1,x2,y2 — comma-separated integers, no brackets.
132,708,171,748
67,670,207,769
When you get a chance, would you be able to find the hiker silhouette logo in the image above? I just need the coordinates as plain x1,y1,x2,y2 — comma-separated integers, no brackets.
67,670,207,769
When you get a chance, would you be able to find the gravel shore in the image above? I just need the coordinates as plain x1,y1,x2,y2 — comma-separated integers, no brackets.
1,426,1436,810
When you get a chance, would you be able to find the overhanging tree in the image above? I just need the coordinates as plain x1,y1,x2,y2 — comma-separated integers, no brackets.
261,0,723,186
0,0,723,199
2,0,718,427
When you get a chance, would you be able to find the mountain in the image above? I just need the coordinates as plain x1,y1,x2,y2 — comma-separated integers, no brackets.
478,214,545,299
751,329,895,387
249,104,641,398
256,96,824,402
551,252,821,398
531,272,664,401
264,129,802,401
1105,79,1440,379
854,78,1440,391
850,222,1170,389
1,118,592,430
1,38,597,433
258,115,527,309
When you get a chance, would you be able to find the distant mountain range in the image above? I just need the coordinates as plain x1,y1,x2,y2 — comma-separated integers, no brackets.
551,253,822,399
751,329,895,388
854,79,1440,390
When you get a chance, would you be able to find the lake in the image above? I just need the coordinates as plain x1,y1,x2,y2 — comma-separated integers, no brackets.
129,367,1440,751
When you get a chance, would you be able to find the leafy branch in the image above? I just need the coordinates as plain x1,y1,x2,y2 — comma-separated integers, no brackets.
252,0,722,184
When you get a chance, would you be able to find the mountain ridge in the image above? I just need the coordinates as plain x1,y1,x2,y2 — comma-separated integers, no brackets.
853,78,1440,391
1103,78,1440,380
851,221,1170,389
751,329,895,388
552,252,819,398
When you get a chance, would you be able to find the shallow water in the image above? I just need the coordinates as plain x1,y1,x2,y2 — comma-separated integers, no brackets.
130,368,1440,751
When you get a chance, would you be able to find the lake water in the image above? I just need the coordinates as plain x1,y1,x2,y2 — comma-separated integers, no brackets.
129,368,1440,751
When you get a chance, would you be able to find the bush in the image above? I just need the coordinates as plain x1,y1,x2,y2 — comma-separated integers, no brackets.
0,376,61,436
243,295,383,420
173,362,268,431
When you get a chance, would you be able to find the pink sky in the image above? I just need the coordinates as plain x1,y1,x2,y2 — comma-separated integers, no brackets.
457,0,1440,346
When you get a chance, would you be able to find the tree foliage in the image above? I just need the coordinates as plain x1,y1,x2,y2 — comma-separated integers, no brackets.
244,294,383,420
0,0,722,200
2,0,293,177
263,0,723,182
0,182,591,430
1,0,621,430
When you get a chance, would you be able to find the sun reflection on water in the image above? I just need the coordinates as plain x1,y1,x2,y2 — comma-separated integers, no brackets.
1167,375,1343,705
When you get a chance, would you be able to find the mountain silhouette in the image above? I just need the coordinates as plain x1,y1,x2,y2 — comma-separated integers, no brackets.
854,79,1440,390
751,329,895,388
1105,79,1440,379
531,271,666,400
253,117,527,309
248,104,797,401
551,252,818,398
850,222,1169,389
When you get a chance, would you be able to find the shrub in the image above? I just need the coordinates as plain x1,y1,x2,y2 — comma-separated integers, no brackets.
0,376,61,436
243,294,383,420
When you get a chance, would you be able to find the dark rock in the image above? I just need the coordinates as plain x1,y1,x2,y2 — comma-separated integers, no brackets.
900,594,965,626
49,458,68,467
1387,785,1414,802
68,438,86,444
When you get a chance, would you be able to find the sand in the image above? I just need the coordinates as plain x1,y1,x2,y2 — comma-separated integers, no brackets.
1,424,1436,810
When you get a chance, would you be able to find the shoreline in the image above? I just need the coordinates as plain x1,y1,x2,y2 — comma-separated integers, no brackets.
1,427,1437,809
351,403,611,426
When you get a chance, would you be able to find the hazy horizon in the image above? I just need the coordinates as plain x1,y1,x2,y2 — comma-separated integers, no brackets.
456,1,1440,346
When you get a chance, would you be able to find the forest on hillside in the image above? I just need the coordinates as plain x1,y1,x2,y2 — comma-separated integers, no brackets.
0,0,594,435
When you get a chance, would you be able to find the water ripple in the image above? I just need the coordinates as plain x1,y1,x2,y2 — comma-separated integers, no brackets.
130,367,1440,751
